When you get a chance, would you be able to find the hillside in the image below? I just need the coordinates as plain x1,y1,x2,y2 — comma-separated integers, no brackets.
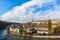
0,20,20,30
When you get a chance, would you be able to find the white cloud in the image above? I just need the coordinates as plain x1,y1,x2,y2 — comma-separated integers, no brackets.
0,0,60,23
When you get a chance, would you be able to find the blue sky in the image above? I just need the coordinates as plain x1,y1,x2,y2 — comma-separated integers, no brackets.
0,0,30,15
0,0,60,23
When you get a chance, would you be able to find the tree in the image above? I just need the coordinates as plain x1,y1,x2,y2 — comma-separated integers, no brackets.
22,27,26,34
48,19,52,30
7,26,10,33
27,22,32,26
54,27,60,34
19,25,23,34
48,19,54,34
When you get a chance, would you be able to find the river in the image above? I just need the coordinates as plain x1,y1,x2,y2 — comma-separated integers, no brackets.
0,29,60,40
0,29,7,40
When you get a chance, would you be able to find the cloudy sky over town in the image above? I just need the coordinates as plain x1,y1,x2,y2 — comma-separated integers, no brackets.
0,0,60,23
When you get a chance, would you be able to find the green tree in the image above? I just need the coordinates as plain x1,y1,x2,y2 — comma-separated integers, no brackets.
54,27,59,34
7,26,10,33
27,22,32,26
48,19,54,34
48,19,52,30
22,27,26,34
19,27,23,34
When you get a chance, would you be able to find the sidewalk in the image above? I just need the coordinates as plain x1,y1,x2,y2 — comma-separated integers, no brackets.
9,31,60,38
32,36,60,38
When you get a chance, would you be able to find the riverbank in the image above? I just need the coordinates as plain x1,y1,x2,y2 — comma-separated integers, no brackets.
9,31,60,38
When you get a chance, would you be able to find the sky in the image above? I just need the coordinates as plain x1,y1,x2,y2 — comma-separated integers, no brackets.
0,0,60,23
0,0,30,15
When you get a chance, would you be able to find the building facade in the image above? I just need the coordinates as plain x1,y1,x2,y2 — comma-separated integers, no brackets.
9,20,60,34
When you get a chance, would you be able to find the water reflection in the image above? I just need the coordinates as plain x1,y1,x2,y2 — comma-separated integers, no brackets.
3,34,60,40
0,30,60,40
0,29,7,40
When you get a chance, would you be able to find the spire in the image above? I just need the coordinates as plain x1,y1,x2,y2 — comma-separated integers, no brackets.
32,18,34,22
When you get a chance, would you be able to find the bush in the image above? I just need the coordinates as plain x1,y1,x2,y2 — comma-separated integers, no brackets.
54,27,60,34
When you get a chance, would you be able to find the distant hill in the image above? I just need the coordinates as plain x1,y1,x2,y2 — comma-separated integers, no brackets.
0,20,20,30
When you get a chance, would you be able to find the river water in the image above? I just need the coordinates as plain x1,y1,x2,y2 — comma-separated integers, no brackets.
0,29,7,40
0,29,60,40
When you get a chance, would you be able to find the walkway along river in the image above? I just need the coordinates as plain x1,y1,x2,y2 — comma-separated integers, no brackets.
1,29,60,40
